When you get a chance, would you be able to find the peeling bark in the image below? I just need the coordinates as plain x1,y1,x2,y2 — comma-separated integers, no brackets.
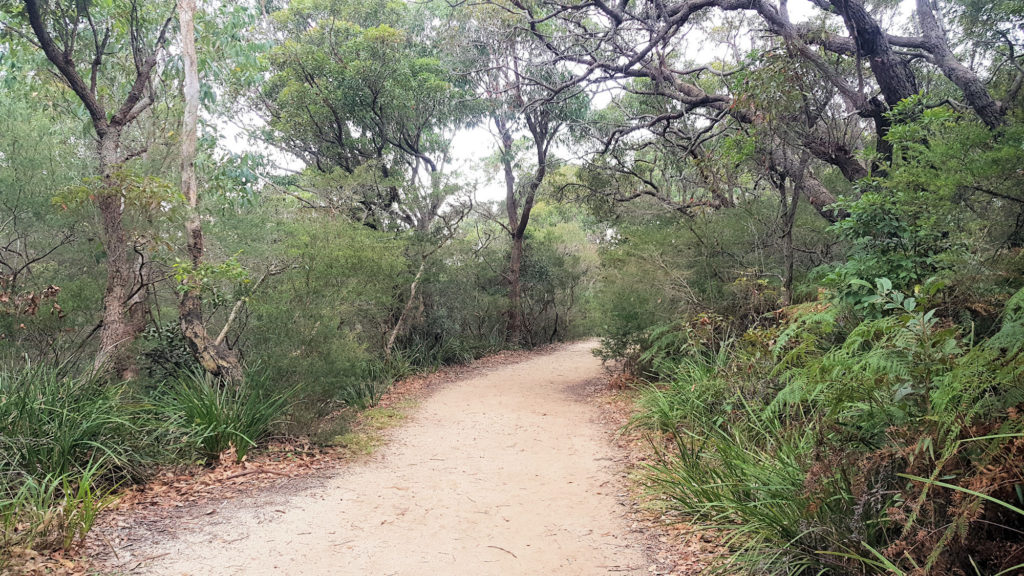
178,0,243,383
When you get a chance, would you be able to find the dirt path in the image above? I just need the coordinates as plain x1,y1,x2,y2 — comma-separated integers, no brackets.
115,341,651,575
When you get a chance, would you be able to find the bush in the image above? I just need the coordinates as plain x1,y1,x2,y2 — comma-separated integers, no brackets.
631,284,1024,575
630,337,734,434
0,366,161,560
157,369,292,461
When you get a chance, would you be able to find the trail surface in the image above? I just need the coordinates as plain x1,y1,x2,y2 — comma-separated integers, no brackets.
125,341,649,575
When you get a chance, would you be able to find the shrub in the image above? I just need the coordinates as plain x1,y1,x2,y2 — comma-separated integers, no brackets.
633,284,1024,575
157,369,292,461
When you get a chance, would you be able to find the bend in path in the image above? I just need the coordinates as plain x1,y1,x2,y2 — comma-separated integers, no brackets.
124,341,650,575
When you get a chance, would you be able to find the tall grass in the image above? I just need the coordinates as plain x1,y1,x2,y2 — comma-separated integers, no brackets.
0,367,160,560
156,368,292,461
0,366,165,482
1,363,295,562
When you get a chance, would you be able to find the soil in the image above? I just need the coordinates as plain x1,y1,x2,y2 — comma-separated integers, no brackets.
92,341,678,575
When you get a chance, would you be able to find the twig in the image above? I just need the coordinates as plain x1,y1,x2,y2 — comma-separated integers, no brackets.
222,469,292,481
129,552,170,570
487,545,518,559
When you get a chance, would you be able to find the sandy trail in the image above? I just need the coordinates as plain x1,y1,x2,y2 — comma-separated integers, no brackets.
127,341,649,575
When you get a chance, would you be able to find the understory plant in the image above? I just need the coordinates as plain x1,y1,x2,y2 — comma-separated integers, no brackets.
0,367,163,561
157,368,292,461
633,283,1024,575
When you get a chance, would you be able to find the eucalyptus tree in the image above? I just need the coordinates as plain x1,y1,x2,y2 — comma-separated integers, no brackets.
255,0,479,348
0,0,177,377
508,0,1021,215
254,0,477,226
176,0,243,382
450,4,588,344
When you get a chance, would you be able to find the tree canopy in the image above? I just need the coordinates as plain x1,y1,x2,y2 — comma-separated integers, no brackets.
1,0,1023,572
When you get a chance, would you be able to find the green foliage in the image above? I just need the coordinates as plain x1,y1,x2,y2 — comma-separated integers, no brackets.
259,0,481,225
157,369,292,462
0,366,162,558
517,204,599,345
0,75,100,365
239,216,409,423
826,180,964,298
172,254,250,293
594,200,830,363
629,283,1024,575
0,367,162,482
1,460,117,556
336,377,389,412
630,337,735,434
826,101,1024,306
140,320,200,380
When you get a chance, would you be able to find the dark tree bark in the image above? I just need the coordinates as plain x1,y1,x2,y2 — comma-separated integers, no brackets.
914,0,1004,129
824,0,919,107
495,103,553,346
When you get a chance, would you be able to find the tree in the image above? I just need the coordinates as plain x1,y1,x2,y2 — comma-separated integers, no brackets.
0,56,91,363
256,0,478,351
454,4,586,344
177,0,243,382
508,0,1019,214
253,0,477,227
3,0,175,377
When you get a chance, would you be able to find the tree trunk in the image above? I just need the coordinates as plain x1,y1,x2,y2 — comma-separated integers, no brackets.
780,180,801,307
915,0,1003,129
828,0,918,108
94,128,146,379
178,0,243,383
385,259,426,357
21,0,173,379
769,146,847,223
508,234,524,345
494,114,525,346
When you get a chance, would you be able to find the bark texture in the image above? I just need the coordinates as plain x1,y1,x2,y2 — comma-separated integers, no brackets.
495,109,550,346
178,0,243,383
21,0,173,377
95,131,148,378
827,0,919,107
497,116,526,344
914,0,1004,128
385,259,426,357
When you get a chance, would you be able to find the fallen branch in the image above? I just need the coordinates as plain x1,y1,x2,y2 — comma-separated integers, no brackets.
221,468,292,482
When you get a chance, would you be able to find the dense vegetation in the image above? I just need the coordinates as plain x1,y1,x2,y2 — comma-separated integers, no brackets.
1,0,1022,573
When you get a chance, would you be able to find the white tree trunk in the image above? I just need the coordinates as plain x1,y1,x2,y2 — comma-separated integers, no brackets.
178,0,242,382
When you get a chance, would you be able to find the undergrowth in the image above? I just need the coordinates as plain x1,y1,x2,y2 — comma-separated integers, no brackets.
156,368,293,461
625,282,1024,575
0,331,502,563
0,367,161,563
0,364,294,563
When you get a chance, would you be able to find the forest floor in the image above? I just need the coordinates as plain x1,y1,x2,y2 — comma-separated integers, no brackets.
82,340,717,576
